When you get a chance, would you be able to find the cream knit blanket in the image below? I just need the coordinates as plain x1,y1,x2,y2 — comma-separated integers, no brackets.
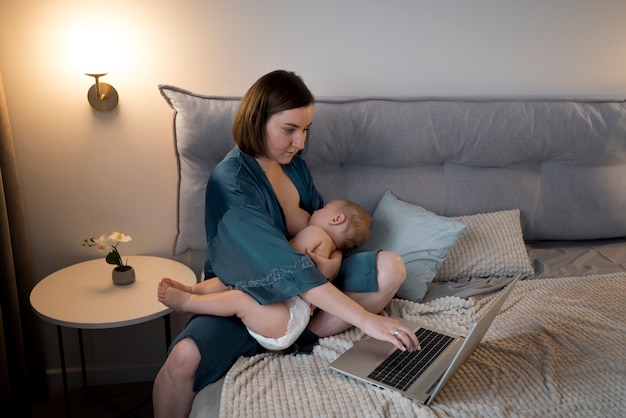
220,274,626,417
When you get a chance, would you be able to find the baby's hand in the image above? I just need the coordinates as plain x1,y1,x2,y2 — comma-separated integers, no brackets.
306,249,341,280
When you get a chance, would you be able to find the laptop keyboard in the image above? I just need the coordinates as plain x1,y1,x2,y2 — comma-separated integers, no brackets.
367,328,454,391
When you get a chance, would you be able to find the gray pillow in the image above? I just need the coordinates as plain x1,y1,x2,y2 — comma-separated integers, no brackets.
159,85,240,255
357,191,467,302
434,209,534,281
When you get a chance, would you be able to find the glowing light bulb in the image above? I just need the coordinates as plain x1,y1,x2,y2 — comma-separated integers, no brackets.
67,27,120,75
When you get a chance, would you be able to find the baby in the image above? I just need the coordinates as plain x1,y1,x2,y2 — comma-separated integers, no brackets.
157,199,371,351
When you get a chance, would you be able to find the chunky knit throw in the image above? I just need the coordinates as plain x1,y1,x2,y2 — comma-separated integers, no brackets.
219,274,626,417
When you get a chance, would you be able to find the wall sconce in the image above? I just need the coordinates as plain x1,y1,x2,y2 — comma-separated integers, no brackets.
84,73,118,112
67,27,120,112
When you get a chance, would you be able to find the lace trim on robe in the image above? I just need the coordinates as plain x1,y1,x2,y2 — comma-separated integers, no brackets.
236,255,316,290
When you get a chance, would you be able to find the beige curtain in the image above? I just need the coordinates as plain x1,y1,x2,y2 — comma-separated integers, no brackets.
0,70,48,414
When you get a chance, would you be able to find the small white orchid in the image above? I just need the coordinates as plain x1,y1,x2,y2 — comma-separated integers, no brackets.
93,235,110,253
83,231,133,268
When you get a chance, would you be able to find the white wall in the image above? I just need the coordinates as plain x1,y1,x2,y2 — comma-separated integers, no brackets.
2,0,626,387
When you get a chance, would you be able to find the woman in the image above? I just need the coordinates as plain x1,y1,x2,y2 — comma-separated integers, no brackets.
153,70,419,418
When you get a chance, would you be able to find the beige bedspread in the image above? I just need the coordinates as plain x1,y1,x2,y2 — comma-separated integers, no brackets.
219,273,626,417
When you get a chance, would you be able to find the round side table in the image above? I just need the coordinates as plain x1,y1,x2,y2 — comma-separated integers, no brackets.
30,255,197,417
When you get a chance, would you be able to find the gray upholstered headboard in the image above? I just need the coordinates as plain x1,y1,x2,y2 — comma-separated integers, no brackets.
160,85,626,255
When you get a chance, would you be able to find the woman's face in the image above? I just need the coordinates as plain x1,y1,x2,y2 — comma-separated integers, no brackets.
264,105,314,164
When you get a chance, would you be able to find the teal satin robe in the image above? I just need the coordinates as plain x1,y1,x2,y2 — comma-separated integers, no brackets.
204,147,328,305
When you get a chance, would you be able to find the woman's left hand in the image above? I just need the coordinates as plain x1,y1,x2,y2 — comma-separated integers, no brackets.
306,249,341,280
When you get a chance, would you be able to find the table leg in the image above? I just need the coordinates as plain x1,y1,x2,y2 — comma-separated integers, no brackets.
56,325,71,418
163,314,171,350
78,329,88,399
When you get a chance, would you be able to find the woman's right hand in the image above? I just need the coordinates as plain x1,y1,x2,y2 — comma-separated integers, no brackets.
359,313,421,352
301,282,420,352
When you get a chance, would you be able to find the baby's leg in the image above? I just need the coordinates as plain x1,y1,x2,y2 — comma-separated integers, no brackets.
158,277,232,296
157,280,290,337
239,300,292,339
192,277,233,294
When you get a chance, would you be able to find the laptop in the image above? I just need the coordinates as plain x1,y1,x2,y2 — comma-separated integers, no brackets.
330,274,520,406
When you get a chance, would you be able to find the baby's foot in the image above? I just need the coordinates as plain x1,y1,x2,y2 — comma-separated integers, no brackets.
160,277,192,293
158,278,191,313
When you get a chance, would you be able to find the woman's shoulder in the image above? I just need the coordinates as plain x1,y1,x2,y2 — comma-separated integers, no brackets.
211,148,255,182
208,148,266,202
213,147,242,171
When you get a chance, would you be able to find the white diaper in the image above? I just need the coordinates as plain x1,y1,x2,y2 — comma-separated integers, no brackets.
247,296,311,351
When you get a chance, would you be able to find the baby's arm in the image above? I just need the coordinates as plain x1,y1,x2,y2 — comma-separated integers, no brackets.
291,225,342,281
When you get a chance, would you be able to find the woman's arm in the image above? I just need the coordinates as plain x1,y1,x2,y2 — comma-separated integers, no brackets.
299,282,420,352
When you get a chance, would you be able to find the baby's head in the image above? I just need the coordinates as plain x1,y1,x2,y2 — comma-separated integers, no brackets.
312,199,371,250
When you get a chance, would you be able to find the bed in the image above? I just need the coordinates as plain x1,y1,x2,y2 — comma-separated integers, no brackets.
159,86,626,417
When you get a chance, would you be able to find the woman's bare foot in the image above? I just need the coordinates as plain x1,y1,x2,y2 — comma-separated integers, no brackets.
158,278,192,312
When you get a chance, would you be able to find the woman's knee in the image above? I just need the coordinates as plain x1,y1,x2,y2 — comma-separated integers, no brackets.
376,251,406,290
166,338,201,379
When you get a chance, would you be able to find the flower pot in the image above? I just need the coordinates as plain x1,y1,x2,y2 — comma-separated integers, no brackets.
112,265,135,285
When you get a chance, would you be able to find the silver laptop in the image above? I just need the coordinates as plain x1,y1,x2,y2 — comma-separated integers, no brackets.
330,274,520,406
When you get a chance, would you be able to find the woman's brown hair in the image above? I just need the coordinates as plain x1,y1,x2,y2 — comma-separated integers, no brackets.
232,70,315,157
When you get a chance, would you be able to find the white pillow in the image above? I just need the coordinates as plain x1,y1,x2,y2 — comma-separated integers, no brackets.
434,209,534,281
